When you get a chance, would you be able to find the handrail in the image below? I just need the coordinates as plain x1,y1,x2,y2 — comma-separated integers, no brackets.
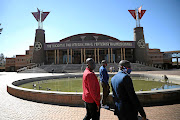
17,63,39,73
62,62,69,72
81,63,84,72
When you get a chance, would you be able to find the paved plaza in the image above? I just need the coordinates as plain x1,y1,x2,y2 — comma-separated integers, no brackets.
0,71,180,120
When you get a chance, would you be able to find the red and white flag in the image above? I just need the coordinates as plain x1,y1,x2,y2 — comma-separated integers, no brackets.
138,10,146,19
138,6,142,14
41,12,50,22
32,8,40,21
32,12,40,21
128,10,136,20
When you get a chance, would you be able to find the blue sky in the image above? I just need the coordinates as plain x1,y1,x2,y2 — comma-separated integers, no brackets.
0,0,180,58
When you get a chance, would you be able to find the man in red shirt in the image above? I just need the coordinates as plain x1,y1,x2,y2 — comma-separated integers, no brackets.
82,58,101,120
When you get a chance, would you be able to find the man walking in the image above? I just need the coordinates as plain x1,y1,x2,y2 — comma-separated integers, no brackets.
82,58,101,120
111,60,147,120
99,60,110,109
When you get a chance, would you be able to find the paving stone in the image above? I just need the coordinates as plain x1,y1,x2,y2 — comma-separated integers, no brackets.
0,72,180,120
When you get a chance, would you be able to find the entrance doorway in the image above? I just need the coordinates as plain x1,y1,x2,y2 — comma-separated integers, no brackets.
86,49,95,60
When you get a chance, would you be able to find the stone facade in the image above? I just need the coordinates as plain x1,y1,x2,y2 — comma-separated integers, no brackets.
5,27,176,71
32,29,46,64
134,27,148,63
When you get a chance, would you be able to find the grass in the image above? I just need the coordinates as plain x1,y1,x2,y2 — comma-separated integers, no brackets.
18,77,179,92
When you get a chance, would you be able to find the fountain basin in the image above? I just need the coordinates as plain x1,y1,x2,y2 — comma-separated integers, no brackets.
7,73,180,107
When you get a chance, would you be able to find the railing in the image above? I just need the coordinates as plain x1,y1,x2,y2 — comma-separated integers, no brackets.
16,63,40,73
81,63,84,72
62,62,68,72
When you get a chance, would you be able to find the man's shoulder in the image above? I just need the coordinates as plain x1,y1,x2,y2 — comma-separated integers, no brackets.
85,70,95,76
99,66,104,70
83,69,90,75
123,74,131,80
114,72,129,79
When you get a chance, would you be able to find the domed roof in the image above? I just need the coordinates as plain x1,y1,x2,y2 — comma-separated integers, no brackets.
60,33,120,42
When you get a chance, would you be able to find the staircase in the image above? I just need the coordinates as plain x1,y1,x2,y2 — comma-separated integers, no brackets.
63,64,84,73
131,63,162,71
19,62,162,73
20,67,48,73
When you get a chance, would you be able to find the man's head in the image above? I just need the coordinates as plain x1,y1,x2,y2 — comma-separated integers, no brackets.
119,60,132,74
101,60,107,67
86,58,96,70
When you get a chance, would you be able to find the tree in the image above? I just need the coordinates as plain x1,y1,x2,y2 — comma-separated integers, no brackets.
0,53,5,66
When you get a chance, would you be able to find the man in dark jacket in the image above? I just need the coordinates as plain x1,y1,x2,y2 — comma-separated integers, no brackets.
82,58,100,120
111,60,147,120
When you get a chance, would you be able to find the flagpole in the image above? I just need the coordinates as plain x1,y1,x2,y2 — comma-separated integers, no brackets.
41,10,43,29
138,6,142,27
32,8,49,30
139,17,140,27
38,19,40,29
137,8,140,27
135,8,138,27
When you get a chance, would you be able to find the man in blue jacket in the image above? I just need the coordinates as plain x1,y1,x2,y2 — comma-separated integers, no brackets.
99,60,110,109
111,60,147,120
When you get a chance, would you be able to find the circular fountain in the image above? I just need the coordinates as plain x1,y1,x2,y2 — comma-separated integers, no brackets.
7,73,180,107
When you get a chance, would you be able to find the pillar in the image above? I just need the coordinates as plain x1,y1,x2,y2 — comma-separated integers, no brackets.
108,48,110,63
134,27,147,63
46,51,48,63
123,48,125,60
67,49,69,63
32,29,46,64
94,48,96,63
84,48,86,63
70,49,72,64
54,50,56,64
121,48,123,60
111,48,113,63
177,57,179,69
57,50,59,64
81,49,83,64
97,48,100,64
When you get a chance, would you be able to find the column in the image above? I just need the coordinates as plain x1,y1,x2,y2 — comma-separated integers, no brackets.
121,48,123,60
123,48,126,60
70,49,72,64
67,49,69,63
54,50,56,64
108,48,110,63
46,51,48,63
111,48,113,63
97,48,100,64
94,48,96,63
57,50,59,64
177,57,179,68
84,48,86,63
81,49,83,64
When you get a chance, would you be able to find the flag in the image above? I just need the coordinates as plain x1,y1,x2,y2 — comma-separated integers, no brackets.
41,12,50,22
32,8,40,21
32,12,39,21
138,10,146,19
128,10,136,20
138,6,142,14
